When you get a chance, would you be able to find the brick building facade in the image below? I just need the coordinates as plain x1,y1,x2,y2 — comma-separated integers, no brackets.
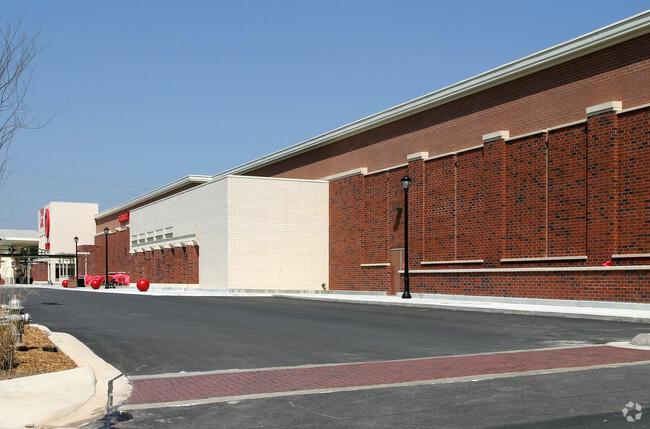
233,14,650,302
85,176,211,285
83,229,200,285
328,103,650,302
78,12,650,301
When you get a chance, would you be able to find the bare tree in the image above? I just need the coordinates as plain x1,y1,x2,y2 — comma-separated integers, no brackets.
0,16,45,182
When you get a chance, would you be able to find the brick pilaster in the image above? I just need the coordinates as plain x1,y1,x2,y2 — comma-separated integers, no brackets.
586,101,621,265
482,131,509,267
405,152,428,269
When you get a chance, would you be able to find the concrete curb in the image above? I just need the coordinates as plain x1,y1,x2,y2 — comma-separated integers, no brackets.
17,283,650,322
275,294,650,324
0,324,132,429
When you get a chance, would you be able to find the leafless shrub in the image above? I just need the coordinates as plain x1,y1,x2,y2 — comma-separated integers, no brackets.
0,324,14,371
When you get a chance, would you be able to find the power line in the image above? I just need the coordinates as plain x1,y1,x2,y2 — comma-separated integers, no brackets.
4,177,140,196
2,186,125,204
6,169,150,191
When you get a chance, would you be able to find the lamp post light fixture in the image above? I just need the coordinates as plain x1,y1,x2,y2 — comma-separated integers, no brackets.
74,236,82,287
401,175,412,299
103,227,111,288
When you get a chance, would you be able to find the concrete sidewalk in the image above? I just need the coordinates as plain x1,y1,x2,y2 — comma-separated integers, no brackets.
0,324,131,429
279,292,650,323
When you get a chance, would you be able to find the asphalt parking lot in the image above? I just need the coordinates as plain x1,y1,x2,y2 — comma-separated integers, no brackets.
20,288,650,428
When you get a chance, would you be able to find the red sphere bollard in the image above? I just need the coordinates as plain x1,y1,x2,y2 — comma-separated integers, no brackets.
91,279,101,289
62,279,68,288
137,278,150,292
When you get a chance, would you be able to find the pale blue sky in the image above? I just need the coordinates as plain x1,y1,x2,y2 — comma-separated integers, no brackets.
1,1,648,230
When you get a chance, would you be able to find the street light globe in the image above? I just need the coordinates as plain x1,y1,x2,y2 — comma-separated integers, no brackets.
401,175,412,190
104,227,109,235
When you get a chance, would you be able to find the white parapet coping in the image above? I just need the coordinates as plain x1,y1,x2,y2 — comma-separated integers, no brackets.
482,131,510,142
421,260,484,265
402,265,650,274
501,256,588,263
613,254,650,259
320,168,368,181
586,101,622,116
407,152,429,162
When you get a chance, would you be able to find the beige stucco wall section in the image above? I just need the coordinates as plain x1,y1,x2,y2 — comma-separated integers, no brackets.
227,176,329,290
130,175,328,291
37,202,98,283
130,178,228,288
38,202,99,253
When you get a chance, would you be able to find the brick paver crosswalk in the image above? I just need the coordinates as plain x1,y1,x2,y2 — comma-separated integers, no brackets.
126,346,650,407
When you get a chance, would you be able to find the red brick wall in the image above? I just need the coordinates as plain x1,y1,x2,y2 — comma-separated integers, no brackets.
424,155,455,261
31,261,48,282
330,175,365,290
548,124,587,255
409,271,650,301
84,230,199,285
329,105,650,302
89,230,131,277
617,108,650,255
130,246,199,284
456,149,484,260
363,172,389,264
505,134,547,258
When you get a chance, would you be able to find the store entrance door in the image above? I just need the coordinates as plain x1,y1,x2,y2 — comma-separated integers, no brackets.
390,248,404,296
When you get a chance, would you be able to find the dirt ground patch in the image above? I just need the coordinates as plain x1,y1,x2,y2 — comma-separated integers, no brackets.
0,325,77,380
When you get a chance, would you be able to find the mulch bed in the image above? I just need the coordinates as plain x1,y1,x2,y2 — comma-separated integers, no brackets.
0,326,77,380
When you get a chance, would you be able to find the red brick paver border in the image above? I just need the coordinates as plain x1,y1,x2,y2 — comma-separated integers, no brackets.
126,346,650,406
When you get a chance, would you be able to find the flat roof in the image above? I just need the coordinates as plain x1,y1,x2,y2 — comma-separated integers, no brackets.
96,175,212,219
0,229,39,240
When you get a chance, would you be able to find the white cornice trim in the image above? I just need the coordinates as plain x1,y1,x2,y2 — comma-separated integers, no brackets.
501,256,588,263
131,233,198,253
206,11,650,180
421,260,484,265
483,131,510,142
586,101,623,116
506,129,548,142
320,168,368,181
407,152,429,162
96,175,212,220
613,254,650,258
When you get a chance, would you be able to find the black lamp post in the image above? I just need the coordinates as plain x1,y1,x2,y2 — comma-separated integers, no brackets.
74,236,82,287
401,175,412,299
104,227,110,288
